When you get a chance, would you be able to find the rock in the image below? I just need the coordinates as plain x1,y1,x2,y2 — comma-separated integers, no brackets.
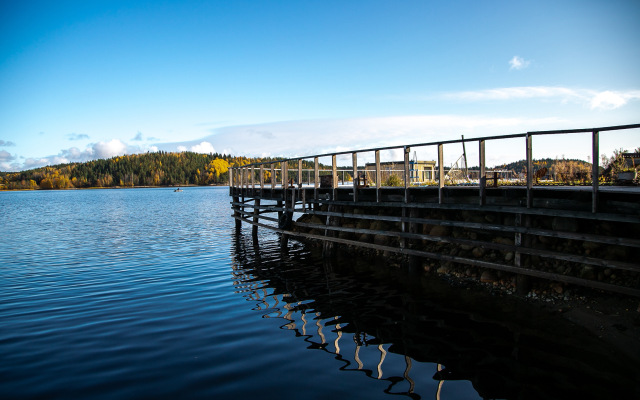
437,265,451,274
579,266,596,280
494,237,514,246
373,234,388,246
480,270,497,283
356,219,370,229
472,247,485,258
370,220,388,231
484,214,496,223
460,244,473,251
468,232,478,240
504,252,514,262
550,283,564,294
430,225,450,237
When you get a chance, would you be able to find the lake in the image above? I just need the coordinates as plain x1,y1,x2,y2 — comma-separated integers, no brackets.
1,187,637,399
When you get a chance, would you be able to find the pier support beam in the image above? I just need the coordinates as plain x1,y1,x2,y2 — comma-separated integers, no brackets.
233,195,241,230
252,199,260,237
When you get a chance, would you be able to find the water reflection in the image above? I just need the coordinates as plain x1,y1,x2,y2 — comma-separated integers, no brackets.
231,230,639,400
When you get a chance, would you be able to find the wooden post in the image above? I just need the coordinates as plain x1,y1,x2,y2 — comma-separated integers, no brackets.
375,150,381,203
298,159,303,188
479,140,486,205
252,198,260,237
352,152,358,202
404,146,410,203
332,154,337,200
314,157,319,201
592,130,599,213
526,133,533,208
282,161,288,190
259,165,264,196
438,144,444,204
271,163,276,194
233,195,241,230
250,166,254,193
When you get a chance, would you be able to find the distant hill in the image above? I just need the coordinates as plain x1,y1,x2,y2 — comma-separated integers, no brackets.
0,151,318,190
492,158,591,174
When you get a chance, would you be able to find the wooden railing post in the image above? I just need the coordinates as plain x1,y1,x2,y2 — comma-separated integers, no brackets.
375,150,381,203
314,157,319,201
479,140,486,205
526,133,533,208
404,146,410,203
270,163,275,194
352,152,358,202
438,144,444,204
250,166,254,192
592,130,599,213
298,159,303,187
332,154,337,200
260,164,264,195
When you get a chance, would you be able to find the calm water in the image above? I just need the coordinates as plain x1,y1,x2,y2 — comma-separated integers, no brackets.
1,187,638,399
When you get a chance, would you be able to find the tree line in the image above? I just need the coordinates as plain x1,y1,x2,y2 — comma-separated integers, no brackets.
0,152,283,190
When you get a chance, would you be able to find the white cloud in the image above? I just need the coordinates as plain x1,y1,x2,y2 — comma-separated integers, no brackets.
158,115,567,167
509,56,530,70
189,141,216,154
93,139,128,159
590,90,640,110
445,86,581,101
442,86,640,110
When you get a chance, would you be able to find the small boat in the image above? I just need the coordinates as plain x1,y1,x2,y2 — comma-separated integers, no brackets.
174,187,183,192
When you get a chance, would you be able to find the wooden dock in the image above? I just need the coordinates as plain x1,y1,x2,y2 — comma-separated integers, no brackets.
230,124,640,298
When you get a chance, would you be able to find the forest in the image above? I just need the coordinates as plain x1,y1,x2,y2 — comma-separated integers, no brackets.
0,152,269,190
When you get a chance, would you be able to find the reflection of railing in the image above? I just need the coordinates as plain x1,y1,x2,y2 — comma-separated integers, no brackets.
230,123,640,210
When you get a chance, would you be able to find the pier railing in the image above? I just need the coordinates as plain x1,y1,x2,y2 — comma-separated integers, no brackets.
230,123,640,213
230,123,640,298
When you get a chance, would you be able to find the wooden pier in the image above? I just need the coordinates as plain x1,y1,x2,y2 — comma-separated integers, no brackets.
230,124,640,298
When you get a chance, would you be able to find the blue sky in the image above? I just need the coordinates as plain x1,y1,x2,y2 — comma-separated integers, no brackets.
1,0,639,171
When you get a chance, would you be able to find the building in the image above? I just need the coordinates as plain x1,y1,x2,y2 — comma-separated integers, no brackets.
364,160,437,185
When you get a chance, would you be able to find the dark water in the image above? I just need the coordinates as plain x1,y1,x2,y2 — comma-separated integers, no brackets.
1,187,638,399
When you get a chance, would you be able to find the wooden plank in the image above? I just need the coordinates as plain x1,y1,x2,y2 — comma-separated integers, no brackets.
298,159,303,187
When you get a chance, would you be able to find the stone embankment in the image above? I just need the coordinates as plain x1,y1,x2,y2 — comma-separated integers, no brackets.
294,204,640,357
294,203,639,302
